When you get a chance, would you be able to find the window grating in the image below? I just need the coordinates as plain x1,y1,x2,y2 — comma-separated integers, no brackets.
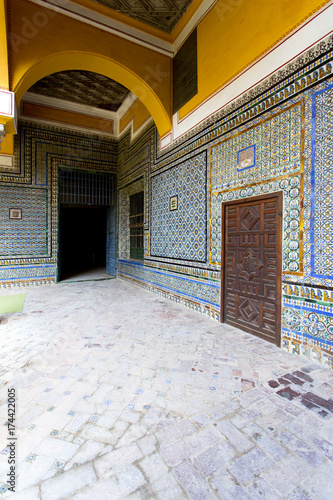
59,169,115,206
129,191,144,260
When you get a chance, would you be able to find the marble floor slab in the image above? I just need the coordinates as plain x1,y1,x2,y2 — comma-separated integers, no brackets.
0,279,332,499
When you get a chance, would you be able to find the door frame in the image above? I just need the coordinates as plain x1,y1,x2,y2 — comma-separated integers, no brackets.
56,167,117,282
220,192,283,346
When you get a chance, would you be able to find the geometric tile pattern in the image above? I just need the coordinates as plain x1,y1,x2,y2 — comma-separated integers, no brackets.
0,186,48,256
311,84,333,279
211,103,302,193
116,45,333,366
209,102,304,275
282,283,333,367
210,172,302,275
0,264,56,281
118,259,220,309
150,152,206,262
0,122,118,287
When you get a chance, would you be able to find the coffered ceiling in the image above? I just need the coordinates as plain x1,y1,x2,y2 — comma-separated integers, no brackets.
28,70,131,112
24,1,198,120
91,0,195,33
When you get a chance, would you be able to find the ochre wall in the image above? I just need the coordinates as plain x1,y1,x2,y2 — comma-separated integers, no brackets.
6,0,172,137
4,0,331,144
0,0,8,89
179,0,331,119
21,102,114,135
120,99,151,135
0,134,13,155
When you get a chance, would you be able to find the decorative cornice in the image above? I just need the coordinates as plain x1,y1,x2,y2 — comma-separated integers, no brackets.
171,4,333,144
159,32,333,158
22,92,119,120
20,91,153,140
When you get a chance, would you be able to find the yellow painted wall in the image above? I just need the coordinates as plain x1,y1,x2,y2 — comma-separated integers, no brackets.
0,134,13,155
179,0,330,119
120,99,151,135
7,0,172,137
6,0,330,133
69,0,171,41
0,0,8,89
22,102,114,135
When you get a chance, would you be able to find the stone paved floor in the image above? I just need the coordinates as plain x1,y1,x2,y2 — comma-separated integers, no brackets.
60,267,113,283
0,279,332,500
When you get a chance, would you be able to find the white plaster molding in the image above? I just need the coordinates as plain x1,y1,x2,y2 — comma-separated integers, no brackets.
0,154,14,168
21,92,141,138
119,115,154,142
0,90,15,117
171,2,333,143
160,133,172,148
117,93,139,119
23,92,119,120
21,90,153,141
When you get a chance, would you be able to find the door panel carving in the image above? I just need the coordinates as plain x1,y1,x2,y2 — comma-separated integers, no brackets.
221,193,282,345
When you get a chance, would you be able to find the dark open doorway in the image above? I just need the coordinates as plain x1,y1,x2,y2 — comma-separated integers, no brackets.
58,205,107,281
57,169,117,282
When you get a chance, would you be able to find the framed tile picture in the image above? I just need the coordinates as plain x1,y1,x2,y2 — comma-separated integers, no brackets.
9,208,22,220
237,145,256,171
170,195,178,211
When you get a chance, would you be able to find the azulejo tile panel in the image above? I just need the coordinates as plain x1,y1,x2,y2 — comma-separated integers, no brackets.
118,124,154,181
0,186,48,257
22,122,118,187
116,36,333,367
211,103,302,193
150,152,207,262
311,83,333,280
0,264,56,281
118,260,220,309
0,122,118,285
282,284,333,367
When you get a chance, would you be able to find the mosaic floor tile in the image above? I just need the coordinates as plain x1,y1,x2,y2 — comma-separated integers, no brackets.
0,279,332,498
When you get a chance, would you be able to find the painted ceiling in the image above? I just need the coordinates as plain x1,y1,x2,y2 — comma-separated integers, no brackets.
28,71,131,111
92,0,195,33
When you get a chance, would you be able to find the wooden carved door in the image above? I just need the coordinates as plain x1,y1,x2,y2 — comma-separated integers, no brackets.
221,193,282,345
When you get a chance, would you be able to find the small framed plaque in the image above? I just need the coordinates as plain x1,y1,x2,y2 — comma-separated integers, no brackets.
237,145,256,171
9,208,22,220
170,195,178,211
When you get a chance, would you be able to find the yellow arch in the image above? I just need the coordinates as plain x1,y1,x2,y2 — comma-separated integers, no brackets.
14,52,172,138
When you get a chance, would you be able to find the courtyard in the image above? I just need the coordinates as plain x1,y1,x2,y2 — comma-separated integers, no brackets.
0,279,332,499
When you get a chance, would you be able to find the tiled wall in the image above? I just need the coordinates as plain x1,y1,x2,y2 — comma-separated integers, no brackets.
150,151,207,262
1,37,332,367
0,186,48,256
0,122,117,287
118,35,333,367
